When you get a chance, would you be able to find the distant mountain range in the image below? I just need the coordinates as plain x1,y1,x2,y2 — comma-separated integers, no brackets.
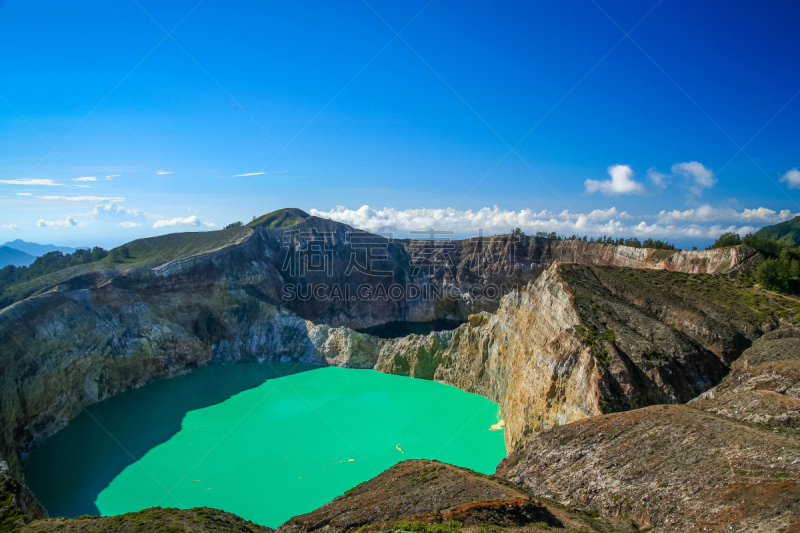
0,239,88,268
0,246,36,267
0,239,82,257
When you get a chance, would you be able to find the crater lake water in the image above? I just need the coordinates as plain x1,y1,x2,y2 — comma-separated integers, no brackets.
25,363,506,528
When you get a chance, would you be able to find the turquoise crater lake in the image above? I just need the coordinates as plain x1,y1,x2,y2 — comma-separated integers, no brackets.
25,363,506,528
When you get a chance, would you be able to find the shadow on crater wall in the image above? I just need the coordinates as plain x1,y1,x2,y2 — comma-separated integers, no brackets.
355,319,464,339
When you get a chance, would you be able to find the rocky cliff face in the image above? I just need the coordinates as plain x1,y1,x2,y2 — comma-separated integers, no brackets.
430,263,769,450
433,267,602,452
691,326,800,428
0,464,45,528
496,328,800,532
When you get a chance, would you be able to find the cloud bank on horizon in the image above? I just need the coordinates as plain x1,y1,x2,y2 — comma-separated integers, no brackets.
310,204,797,241
4,197,795,247
1,161,796,247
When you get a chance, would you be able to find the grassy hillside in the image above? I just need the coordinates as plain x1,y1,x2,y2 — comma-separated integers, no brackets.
0,226,252,308
248,207,309,229
110,225,252,267
754,215,800,245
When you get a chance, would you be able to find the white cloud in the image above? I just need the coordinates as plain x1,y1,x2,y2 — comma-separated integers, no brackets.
157,170,174,175
37,216,82,228
310,204,793,242
671,161,716,196
585,165,645,195
105,175,120,179
88,202,144,219
647,167,666,186
152,215,214,228
36,195,125,202
658,205,796,224
553,208,631,221
232,172,267,177
0,178,63,186
587,207,632,220
16,192,32,196
119,221,142,228
72,176,97,182
1,224,18,230
780,169,800,189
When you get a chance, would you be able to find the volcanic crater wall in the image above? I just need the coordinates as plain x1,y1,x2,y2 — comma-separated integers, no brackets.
0,218,762,517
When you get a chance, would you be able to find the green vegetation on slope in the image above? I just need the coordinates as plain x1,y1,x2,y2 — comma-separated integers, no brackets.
0,474,29,533
754,215,800,245
707,224,800,294
0,226,252,309
754,247,800,293
0,208,310,307
706,231,742,249
0,247,108,292
106,225,251,267
248,208,309,229
561,264,800,413
513,229,676,250
568,265,800,330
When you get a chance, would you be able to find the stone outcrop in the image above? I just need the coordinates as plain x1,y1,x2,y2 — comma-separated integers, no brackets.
693,326,800,400
496,403,800,532
1,215,756,326
692,389,800,428
496,325,800,532
21,507,274,532
278,459,637,533
691,326,800,427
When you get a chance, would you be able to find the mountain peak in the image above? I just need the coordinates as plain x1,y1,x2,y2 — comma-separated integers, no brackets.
248,208,310,229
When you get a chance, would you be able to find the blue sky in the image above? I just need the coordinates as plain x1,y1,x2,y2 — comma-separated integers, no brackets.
1,0,799,249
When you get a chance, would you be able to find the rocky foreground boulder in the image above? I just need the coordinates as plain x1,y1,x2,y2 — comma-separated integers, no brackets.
279,459,638,533
496,327,800,532
20,507,273,533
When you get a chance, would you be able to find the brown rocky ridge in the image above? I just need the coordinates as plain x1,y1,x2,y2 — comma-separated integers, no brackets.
497,328,800,532
279,459,638,533
20,507,273,533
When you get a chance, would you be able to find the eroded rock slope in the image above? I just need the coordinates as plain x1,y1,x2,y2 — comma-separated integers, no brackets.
278,459,637,533
496,326,800,532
